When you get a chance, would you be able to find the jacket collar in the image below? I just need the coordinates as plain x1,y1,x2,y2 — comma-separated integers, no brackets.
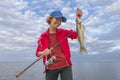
44,28,62,36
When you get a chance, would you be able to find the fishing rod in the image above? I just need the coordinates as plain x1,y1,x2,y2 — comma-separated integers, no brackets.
16,56,43,78
16,32,73,78
83,4,112,24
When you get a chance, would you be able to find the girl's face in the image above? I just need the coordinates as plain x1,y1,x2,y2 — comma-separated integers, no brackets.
50,17,62,29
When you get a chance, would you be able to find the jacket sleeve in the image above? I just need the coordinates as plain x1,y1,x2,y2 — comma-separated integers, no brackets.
35,34,44,57
63,29,78,39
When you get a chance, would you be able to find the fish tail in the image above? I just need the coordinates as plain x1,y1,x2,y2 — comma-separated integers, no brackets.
80,47,87,54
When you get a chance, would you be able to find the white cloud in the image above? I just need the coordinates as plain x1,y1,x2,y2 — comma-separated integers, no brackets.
83,0,120,40
87,0,117,7
109,45,120,52
14,0,28,10
0,0,39,52
104,1,120,22
62,7,72,14
0,30,12,37
45,0,65,9
69,13,75,18
0,0,120,61
108,40,120,52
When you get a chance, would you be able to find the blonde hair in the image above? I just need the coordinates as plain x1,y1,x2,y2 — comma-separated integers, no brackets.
46,16,54,25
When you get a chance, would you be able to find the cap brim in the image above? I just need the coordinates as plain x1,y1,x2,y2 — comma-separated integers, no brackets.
61,17,67,22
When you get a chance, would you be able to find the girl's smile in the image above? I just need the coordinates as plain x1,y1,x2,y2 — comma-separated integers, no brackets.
50,18,62,28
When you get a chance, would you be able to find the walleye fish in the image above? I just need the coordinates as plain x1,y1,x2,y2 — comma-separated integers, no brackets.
76,8,87,54
76,18,87,54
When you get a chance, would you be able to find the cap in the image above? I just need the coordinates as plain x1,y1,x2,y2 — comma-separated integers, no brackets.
50,11,67,22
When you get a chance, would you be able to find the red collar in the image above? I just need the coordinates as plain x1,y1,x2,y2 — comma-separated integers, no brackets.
44,28,62,36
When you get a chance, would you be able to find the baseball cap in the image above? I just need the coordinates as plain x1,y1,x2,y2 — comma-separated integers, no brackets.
50,11,67,22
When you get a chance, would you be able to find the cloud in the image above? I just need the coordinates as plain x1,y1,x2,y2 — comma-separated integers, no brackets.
0,0,120,61
62,7,72,14
45,0,65,9
98,23,120,40
108,44,120,53
0,0,39,52
84,0,120,38
87,0,118,6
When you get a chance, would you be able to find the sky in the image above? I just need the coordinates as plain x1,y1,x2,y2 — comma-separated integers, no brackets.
0,0,120,62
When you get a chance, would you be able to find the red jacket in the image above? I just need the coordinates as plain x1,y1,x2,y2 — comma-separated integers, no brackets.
36,28,77,66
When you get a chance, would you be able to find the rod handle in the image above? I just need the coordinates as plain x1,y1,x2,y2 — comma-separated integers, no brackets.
16,70,24,78
37,55,44,60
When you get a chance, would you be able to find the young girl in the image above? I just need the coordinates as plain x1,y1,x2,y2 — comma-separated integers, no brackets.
36,10,82,80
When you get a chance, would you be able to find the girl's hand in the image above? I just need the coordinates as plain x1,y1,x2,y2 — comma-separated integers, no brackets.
38,48,51,56
76,8,83,19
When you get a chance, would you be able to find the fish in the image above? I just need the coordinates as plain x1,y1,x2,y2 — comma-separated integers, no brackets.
76,8,87,54
76,18,87,54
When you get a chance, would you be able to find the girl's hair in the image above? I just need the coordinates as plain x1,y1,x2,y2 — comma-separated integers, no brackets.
46,16,54,25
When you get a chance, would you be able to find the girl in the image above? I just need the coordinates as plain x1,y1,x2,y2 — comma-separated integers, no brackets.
36,10,82,80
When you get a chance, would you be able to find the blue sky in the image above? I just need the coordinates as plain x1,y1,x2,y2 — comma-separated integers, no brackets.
0,0,120,62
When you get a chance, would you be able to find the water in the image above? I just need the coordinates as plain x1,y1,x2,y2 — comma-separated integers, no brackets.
73,63,120,80
0,62,120,80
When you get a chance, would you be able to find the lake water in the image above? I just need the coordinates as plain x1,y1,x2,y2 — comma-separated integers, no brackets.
0,62,120,80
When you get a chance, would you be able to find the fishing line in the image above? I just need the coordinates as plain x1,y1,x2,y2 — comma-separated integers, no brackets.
83,4,112,24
